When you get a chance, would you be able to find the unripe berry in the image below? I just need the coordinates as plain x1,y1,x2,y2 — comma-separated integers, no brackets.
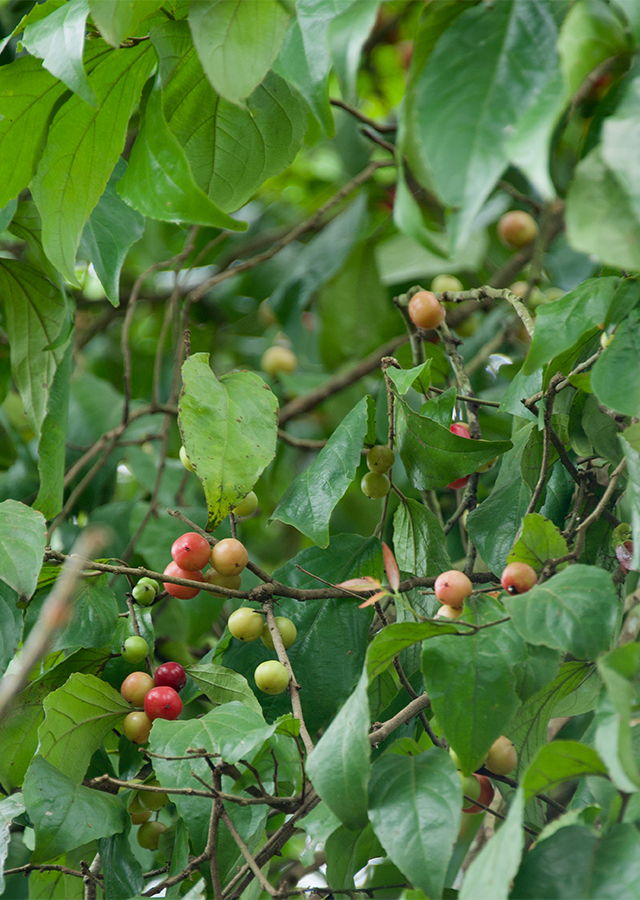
128,793,151,824
435,604,462,620
121,672,155,707
431,274,463,294
261,345,297,376
254,660,290,694
361,471,390,499
123,711,153,744
232,491,258,517
485,735,517,776
137,820,166,851
261,616,297,649
501,562,537,595
462,774,494,813
497,210,538,249
366,445,395,474
434,570,473,608
122,636,149,664
210,538,248,576
228,608,265,642
204,568,242,597
132,579,158,606
138,780,168,811
179,445,195,472
408,291,445,329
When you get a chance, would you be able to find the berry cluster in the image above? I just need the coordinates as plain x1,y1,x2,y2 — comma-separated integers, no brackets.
121,662,187,745
361,444,395,500
228,609,297,695
451,735,517,816
433,561,537,621
157,533,249,601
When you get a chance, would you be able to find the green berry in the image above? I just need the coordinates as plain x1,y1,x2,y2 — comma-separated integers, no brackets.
361,472,390,499
366,445,395,474
232,491,258,517
261,616,297,649
122,636,149,664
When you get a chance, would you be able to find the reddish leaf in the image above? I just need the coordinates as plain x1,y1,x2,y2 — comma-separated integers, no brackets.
359,590,390,609
336,576,382,591
383,542,400,592
616,540,634,572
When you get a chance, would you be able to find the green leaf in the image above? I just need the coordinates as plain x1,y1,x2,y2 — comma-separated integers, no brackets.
203,701,277,764
37,673,130,782
0,581,22,678
421,602,521,774
620,422,640,570
118,75,244,230
98,832,145,900
522,740,608,803
385,361,432,397
375,230,488,287
0,793,26,894
412,0,561,249
0,259,69,437
269,193,368,323
396,398,512,491
504,565,619,661
325,822,383,891
186,663,262,715
511,823,640,899
507,661,597,777
0,57,67,209
22,0,96,107
591,308,640,417
307,671,370,830
327,0,378,104
179,353,278,530
49,574,119,651
148,714,269,872
23,757,127,864
79,157,144,306
89,0,164,47
595,643,640,792
507,513,568,571
0,500,46,600
459,787,525,900
558,0,631,93
34,339,72,520
566,145,640,273
368,749,460,898
393,498,451,577
31,40,155,282
523,277,618,374
223,536,380,735
188,0,290,106
366,621,461,683
271,396,374,547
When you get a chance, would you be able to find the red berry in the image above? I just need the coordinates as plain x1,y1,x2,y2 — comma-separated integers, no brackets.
462,774,495,813
154,662,187,693
450,422,471,438
501,562,538,595
144,686,183,721
448,476,470,490
171,532,211,571
163,561,204,599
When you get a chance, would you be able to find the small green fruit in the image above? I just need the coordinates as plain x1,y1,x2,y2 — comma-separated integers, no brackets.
228,608,265,642
254,660,290,694
431,274,463,294
179,445,195,472
138,779,168,811
261,616,297,650
137,820,166,850
361,471,390,499
128,794,151,825
232,491,258,517
122,636,149,664
132,578,159,606
366,445,395,474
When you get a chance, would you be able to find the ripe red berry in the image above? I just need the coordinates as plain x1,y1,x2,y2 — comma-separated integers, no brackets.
447,476,470,490
163,561,204,599
171,532,211,571
462,774,494,813
154,662,187,693
501,562,538,595
144,686,183,721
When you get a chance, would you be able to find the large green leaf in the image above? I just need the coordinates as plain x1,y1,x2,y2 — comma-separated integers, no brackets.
0,500,46,600
33,339,72,520
620,422,640,570
186,663,262,715
459,787,525,900
595,643,640,792
188,0,290,106
368,749,460,898
307,671,370,830
118,74,244,230
79,157,145,306
152,21,307,214
223,535,380,735
37,673,130,782
23,757,127,864
271,396,374,547
98,832,144,900
511,823,640,899
22,0,96,107
507,513,568,571
30,40,154,282
0,649,110,790
0,55,67,208
421,600,522,774
393,498,451,577
327,0,378,104
591,308,640,417
178,353,278,530
396,398,512,491
522,740,608,803
0,259,69,437
504,565,619,661
89,0,164,47
558,0,632,93
49,574,119,651
366,621,461,683
523,276,618,374
412,0,560,248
